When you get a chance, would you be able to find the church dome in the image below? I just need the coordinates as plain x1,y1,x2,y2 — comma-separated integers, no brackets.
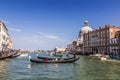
77,20,92,43
81,20,92,33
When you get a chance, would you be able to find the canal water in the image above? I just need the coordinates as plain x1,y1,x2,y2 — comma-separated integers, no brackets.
0,52,120,80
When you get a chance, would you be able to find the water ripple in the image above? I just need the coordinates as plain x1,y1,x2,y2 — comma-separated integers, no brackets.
0,53,120,80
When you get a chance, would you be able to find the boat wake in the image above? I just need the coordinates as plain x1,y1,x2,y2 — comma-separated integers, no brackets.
106,59,120,63
20,53,28,57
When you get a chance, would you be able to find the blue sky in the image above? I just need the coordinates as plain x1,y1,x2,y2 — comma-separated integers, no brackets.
0,0,120,50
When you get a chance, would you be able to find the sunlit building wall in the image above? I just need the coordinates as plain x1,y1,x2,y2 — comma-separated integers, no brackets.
83,25,120,55
109,31,120,56
0,21,13,52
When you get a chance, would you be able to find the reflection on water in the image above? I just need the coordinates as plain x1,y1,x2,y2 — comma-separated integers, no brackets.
0,53,120,80
0,60,10,80
27,62,77,80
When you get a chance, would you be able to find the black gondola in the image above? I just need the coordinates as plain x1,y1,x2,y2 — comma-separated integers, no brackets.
29,56,80,63
37,56,74,60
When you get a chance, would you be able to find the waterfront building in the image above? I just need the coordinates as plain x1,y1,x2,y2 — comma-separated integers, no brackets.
109,30,120,56
54,47,66,53
67,44,73,52
83,25,120,55
0,21,13,56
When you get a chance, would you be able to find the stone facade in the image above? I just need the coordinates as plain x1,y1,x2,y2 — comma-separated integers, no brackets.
83,25,120,55
0,21,13,53
109,30,120,56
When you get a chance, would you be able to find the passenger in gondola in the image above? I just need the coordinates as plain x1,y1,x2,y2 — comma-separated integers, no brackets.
52,58,54,61
66,54,69,58
45,58,48,62
74,54,76,59
60,58,63,61
0,52,2,57
55,58,58,61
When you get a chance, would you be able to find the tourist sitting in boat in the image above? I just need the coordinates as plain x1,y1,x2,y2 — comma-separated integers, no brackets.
45,58,48,62
66,54,69,58
73,54,76,58
52,58,59,61
55,58,58,61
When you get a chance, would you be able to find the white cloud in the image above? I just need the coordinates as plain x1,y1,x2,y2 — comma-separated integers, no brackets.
0,19,20,32
38,31,66,41
11,31,69,50
8,27,21,32
45,35,59,40
38,32,46,35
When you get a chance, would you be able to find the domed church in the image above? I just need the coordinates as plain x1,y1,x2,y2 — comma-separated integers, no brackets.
67,20,92,54
77,20,92,45
75,20,92,54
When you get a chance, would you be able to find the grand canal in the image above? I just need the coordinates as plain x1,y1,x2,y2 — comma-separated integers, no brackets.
0,52,120,80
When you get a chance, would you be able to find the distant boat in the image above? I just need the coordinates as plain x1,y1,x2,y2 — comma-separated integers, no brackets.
89,53,103,59
29,56,80,63
89,53,108,61
20,53,28,57
109,55,120,59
